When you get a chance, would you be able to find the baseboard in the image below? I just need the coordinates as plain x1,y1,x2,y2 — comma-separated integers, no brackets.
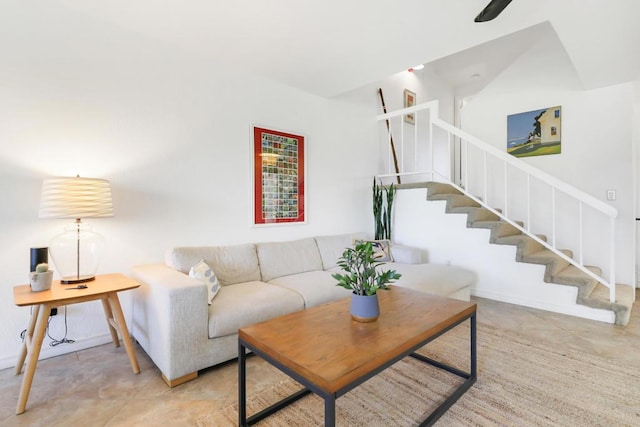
0,333,114,371
471,289,615,324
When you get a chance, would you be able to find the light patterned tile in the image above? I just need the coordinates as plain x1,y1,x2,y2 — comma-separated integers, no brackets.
0,295,638,426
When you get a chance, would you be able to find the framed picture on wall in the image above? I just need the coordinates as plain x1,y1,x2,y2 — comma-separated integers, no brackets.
507,106,562,158
404,89,416,124
252,125,306,225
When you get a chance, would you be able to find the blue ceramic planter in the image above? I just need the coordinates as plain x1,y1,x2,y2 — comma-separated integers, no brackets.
350,293,380,322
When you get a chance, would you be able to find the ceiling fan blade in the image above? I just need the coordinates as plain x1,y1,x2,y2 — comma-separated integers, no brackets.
474,0,513,22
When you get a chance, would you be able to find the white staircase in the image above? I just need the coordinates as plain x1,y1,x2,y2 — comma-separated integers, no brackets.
376,100,635,325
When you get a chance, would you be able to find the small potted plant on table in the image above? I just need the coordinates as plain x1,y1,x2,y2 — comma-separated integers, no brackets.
29,263,53,292
332,241,401,322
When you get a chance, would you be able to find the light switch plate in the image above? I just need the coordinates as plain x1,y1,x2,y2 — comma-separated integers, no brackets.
606,190,616,201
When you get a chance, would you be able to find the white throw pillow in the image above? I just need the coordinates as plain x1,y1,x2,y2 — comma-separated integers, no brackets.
189,260,220,305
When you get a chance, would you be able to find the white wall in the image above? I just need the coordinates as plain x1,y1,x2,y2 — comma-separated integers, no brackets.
458,32,636,287
0,4,376,367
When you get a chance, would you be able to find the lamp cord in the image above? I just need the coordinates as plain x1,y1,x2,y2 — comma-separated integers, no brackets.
47,306,75,346
19,306,75,346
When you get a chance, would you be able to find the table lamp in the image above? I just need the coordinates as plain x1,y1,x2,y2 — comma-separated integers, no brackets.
38,176,114,283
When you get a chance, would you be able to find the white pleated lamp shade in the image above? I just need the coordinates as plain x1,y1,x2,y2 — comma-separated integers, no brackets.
38,176,113,283
39,177,113,219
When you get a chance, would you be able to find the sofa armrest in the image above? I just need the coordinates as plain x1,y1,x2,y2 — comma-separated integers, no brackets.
131,263,208,383
391,244,425,264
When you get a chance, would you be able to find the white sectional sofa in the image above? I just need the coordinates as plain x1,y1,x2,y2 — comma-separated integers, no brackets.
130,233,475,387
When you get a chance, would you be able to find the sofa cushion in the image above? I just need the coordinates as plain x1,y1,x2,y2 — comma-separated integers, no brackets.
256,238,323,282
314,232,368,270
387,263,476,297
390,244,424,264
267,270,352,308
208,281,304,338
167,244,261,286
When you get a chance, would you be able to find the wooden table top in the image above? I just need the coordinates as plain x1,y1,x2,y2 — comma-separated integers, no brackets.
239,285,476,394
13,273,140,307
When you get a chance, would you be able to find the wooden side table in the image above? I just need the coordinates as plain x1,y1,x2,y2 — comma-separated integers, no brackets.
13,273,141,414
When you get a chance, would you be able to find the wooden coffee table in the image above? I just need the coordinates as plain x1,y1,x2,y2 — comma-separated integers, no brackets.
238,285,477,426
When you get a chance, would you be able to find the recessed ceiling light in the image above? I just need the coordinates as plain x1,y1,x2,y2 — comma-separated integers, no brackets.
408,64,425,72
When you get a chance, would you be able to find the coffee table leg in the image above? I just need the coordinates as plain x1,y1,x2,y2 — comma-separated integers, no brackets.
238,341,247,426
471,312,477,379
324,395,336,427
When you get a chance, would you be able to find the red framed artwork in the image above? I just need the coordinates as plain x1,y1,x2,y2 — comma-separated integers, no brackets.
253,126,305,225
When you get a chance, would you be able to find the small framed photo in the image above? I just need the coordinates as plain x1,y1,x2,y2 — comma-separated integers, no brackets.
404,89,416,124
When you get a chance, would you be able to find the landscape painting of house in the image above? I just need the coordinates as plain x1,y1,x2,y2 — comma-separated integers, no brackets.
507,106,561,158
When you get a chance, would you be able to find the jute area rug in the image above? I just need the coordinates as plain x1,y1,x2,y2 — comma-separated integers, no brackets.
216,322,640,426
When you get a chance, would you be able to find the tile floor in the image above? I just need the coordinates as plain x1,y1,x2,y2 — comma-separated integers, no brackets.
1,294,638,426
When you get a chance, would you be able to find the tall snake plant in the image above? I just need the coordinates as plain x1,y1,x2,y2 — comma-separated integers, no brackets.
373,178,396,240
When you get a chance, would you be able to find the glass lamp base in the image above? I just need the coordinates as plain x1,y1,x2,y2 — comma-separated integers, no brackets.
61,275,96,284
49,221,105,283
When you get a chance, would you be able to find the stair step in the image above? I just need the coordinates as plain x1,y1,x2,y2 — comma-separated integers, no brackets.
427,194,483,214
424,182,462,197
494,234,546,260
581,284,636,326
394,182,429,190
521,249,573,282
448,206,480,215
470,220,523,241
430,194,481,210
495,233,547,244
466,207,501,225
552,265,602,300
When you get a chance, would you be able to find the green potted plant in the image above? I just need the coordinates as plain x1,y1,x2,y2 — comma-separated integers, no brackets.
332,241,401,322
373,178,396,240
29,263,53,292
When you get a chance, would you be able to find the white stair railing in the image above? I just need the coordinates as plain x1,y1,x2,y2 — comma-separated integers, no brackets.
377,101,618,303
